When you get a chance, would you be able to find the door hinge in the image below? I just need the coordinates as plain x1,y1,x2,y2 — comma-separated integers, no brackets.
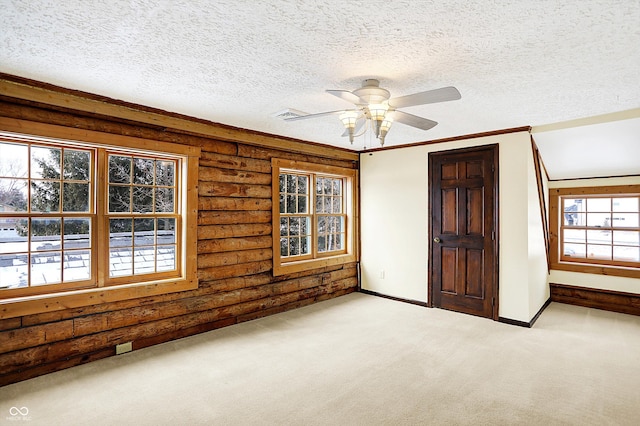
491,231,495,240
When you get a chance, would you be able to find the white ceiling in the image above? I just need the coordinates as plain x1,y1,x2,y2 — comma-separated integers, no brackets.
533,116,640,180
1,0,639,178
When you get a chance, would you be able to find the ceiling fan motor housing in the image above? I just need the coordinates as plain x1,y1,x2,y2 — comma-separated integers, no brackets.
353,79,390,105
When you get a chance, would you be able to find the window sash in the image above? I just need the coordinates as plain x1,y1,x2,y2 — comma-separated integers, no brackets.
0,139,96,297
560,195,640,266
103,149,182,285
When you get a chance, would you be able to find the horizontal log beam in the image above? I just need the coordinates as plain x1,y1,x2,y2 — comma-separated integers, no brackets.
0,319,74,354
0,317,21,332
198,197,271,211
198,249,272,269
198,181,271,198
198,223,271,240
199,167,272,184
0,347,115,387
197,236,273,254
237,144,358,168
21,273,274,326
198,260,273,281
198,210,271,225
0,98,240,155
200,152,271,173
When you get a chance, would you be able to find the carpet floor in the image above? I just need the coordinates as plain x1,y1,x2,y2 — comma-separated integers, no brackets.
1,292,639,425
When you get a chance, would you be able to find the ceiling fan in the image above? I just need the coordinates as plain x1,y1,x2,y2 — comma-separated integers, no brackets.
284,79,461,146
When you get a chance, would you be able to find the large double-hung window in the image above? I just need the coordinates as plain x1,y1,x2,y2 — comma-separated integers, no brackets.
272,159,357,275
0,125,198,316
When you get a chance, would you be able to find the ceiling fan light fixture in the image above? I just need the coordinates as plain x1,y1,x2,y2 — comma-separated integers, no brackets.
284,79,461,148
378,115,393,146
368,103,388,137
339,111,359,144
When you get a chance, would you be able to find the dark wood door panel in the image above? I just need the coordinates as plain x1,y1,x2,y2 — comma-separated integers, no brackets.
429,145,498,319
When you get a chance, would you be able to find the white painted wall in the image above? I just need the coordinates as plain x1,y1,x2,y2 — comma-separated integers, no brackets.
527,142,551,317
359,147,429,302
547,176,640,294
360,131,549,323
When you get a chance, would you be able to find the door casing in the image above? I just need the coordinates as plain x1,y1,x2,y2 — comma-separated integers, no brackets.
427,144,499,320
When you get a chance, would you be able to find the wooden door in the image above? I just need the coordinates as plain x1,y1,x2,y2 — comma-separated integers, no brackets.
428,145,498,319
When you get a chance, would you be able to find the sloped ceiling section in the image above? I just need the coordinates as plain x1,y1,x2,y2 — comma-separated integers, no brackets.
533,114,640,181
1,0,639,152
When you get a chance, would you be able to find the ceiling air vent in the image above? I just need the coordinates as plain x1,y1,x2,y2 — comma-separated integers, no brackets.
272,109,308,120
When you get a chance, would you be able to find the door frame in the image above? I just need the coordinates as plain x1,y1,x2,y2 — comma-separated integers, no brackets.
427,144,500,320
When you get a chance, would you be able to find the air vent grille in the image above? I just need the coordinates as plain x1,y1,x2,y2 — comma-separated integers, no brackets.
272,109,308,120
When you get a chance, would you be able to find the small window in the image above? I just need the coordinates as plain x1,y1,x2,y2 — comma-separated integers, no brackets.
550,185,640,278
272,159,356,276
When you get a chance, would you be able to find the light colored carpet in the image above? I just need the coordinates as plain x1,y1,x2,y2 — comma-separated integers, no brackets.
1,292,639,425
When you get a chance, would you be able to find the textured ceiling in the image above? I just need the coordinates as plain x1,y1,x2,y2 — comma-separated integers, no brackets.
1,1,639,168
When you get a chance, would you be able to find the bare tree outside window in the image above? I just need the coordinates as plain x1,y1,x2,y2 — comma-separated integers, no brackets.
107,154,177,277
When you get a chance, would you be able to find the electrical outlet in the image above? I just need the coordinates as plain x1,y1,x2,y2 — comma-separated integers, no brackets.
380,270,385,279
116,342,133,355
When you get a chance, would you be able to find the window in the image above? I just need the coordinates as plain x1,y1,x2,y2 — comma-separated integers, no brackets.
107,153,179,280
0,125,199,317
0,142,94,293
272,159,357,275
550,185,640,278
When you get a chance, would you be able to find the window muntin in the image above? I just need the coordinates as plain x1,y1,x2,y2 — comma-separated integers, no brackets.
0,141,94,291
279,173,312,259
272,159,356,276
316,176,345,254
107,153,179,279
0,136,188,298
561,195,640,265
278,172,346,260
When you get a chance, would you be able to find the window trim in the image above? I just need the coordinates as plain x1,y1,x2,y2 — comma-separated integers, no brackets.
549,184,640,279
0,117,199,319
272,158,357,276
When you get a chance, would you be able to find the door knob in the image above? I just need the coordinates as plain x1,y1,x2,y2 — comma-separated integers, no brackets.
433,237,441,243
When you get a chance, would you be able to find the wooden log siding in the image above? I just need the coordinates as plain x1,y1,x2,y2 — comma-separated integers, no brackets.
0,94,359,386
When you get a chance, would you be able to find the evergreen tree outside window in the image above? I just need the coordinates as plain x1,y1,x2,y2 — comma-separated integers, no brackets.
0,142,93,290
0,133,197,304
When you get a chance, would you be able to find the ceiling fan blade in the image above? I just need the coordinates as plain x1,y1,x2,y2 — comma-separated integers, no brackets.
388,86,461,109
393,110,438,131
342,117,366,137
283,110,347,121
326,89,361,105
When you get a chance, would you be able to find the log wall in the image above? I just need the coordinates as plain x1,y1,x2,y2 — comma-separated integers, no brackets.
0,87,359,386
